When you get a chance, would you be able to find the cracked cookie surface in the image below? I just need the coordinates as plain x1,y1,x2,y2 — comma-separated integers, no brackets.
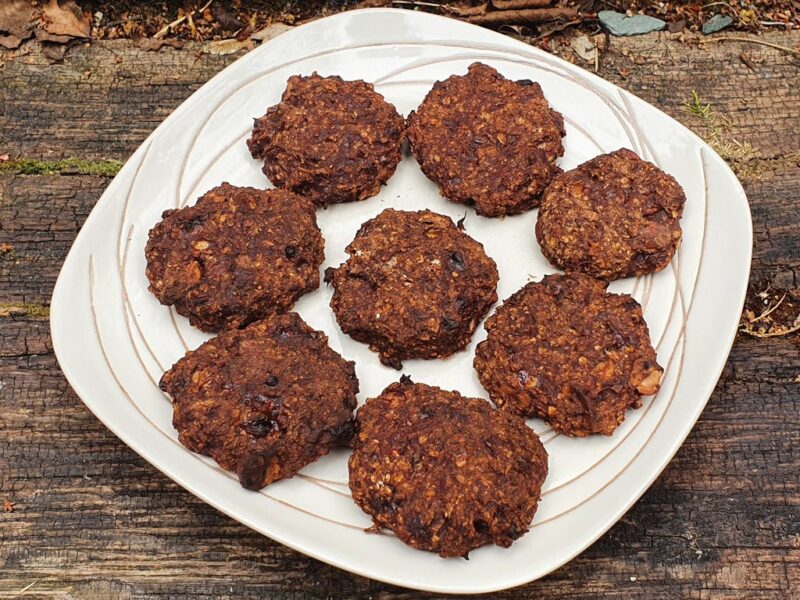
160,313,359,491
536,148,685,280
407,62,565,217
349,381,548,557
326,209,498,369
145,183,323,333
475,273,662,436
248,73,404,206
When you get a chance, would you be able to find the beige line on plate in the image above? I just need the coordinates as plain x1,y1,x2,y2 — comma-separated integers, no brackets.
534,261,688,525
121,226,167,384
534,134,712,522
537,131,688,498
173,51,682,508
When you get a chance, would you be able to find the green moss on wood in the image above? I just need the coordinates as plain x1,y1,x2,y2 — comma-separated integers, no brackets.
0,302,50,318
684,91,763,180
0,158,123,177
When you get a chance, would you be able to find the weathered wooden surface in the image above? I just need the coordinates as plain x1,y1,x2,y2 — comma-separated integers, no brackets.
1,30,800,599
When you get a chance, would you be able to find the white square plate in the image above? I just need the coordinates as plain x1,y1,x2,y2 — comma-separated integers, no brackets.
51,8,752,594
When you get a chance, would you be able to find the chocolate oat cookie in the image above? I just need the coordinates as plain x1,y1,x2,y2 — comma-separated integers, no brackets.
145,183,324,333
160,312,359,491
474,273,662,437
247,73,405,206
536,148,686,280
406,62,565,217
326,209,499,369
349,381,548,557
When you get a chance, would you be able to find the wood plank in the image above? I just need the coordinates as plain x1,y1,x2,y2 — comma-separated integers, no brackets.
0,175,105,306
0,33,798,162
0,43,237,161
1,319,798,599
589,32,800,160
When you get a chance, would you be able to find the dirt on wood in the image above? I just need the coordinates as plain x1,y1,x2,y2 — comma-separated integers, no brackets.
2,0,796,55
742,282,800,339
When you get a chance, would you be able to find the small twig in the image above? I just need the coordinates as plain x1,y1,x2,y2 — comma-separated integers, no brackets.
750,292,787,323
696,36,800,56
701,1,732,9
155,0,212,39
492,0,554,9
468,7,577,25
392,0,443,8
743,320,800,338
18,580,40,594
186,10,198,40
443,2,489,16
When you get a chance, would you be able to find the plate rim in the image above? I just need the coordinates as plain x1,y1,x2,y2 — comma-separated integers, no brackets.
50,7,753,594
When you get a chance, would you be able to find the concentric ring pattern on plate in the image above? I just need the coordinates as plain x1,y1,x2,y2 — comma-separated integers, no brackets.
51,8,751,594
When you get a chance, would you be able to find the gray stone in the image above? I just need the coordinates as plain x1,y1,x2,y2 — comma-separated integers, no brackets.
702,14,734,35
598,10,666,36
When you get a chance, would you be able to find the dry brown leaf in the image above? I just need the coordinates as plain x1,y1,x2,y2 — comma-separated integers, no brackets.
492,0,553,9
0,34,21,49
3,499,16,513
667,18,686,33
570,33,596,61
569,0,593,12
202,38,253,55
0,0,37,38
353,0,391,8
213,5,244,31
446,3,489,17
250,23,293,42
468,7,578,25
41,41,68,62
235,23,254,42
34,29,73,44
42,0,90,40
499,23,532,37
739,52,757,72
535,17,582,38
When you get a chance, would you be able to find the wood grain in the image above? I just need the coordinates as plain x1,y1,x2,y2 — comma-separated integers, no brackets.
1,29,799,599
